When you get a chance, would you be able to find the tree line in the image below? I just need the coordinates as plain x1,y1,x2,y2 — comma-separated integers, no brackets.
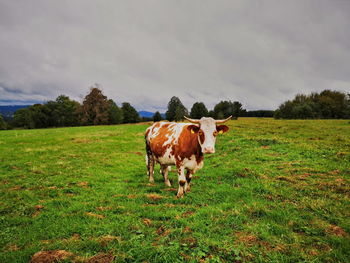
274,90,350,119
2,85,140,129
0,88,349,130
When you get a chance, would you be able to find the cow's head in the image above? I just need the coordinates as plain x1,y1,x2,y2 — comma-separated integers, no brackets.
185,116,231,154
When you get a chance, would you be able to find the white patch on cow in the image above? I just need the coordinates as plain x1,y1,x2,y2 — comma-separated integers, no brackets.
162,123,189,146
157,145,175,165
183,155,203,172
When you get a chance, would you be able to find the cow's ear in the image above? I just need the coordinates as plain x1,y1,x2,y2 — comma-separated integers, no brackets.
216,125,229,134
187,125,200,134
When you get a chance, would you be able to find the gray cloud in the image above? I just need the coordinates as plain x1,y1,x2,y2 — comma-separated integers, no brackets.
0,0,349,111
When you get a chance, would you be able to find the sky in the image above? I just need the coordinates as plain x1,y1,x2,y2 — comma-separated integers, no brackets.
0,0,349,112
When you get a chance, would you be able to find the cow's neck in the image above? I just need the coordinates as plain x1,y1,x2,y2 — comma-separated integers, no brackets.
194,136,204,162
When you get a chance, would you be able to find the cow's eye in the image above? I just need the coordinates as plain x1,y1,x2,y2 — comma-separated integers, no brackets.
213,131,218,136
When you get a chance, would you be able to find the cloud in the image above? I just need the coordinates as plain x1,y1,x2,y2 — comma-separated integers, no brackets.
0,0,349,110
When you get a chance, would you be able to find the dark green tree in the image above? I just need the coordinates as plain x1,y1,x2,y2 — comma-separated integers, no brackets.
166,96,188,121
46,95,80,127
190,102,208,119
153,111,162,122
275,90,350,119
0,115,7,130
213,100,244,119
232,101,246,118
13,104,49,129
108,99,123,124
208,110,215,118
213,101,232,119
121,102,139,123
78,84,110,125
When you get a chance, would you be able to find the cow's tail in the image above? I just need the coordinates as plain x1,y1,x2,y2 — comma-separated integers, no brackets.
145,130,154,181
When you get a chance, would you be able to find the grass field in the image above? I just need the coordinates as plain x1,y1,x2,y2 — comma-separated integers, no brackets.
0,118,349,262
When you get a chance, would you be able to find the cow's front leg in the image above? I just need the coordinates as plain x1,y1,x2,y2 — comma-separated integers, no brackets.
176,166,186,198
161,164,171,187
185,170,193,192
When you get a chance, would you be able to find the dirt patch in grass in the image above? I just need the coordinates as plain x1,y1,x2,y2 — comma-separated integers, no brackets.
86,253,115,263
326,225,347,237
85,212,105,219
71,138,99,144
9,185,23,191
276,176,295,182
181,236,197,248
261,145,270,149
182,226,192,233
30,250,74,263
181,211,195,217
161,187,177,192
4,244,19,252
98,235,121,246
156,226,171,236
143,218,152,226
96,206,112,211
146,193,163,200
63,234,81,243
77,181,89,188
33,205,44,217
317,180,350,195
328,169,340,175
235,232,259,246
164,203,176,208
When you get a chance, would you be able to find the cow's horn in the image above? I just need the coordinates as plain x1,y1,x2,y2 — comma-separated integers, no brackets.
184,116,200,123
215,115,232,123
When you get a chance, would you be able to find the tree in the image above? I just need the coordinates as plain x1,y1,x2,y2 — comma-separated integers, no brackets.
0,115,7,130
153,111,162,122
190,102,208,119
213,100,245,119
208,110,215,118
78,84,110,125
46,95,80,127
165,96,188,121
232,101,246,118
107,99,123,124
121,102,139,123
213,101,232,119
13,104,49,129
275,90,350,119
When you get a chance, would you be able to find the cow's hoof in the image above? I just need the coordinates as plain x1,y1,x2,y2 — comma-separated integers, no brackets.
149,178,154,183
176,189,184,198
165,180,171,187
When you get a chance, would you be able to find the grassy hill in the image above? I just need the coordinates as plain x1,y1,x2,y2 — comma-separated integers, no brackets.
0,118,349,262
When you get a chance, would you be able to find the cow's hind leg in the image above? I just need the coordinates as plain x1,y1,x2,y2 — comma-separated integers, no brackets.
185,169,193,192
176,166,186,198
145,142,155,183
161,164,171,187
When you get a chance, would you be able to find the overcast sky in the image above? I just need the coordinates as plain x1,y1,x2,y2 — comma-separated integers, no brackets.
0,0,349,111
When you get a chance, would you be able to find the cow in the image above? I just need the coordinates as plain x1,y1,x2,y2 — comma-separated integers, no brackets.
145,116,231,198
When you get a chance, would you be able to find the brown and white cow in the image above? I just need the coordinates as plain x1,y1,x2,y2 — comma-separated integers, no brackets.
145,116,231,198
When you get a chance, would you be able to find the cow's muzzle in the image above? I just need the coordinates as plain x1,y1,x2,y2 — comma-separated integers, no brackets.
203,147,215,154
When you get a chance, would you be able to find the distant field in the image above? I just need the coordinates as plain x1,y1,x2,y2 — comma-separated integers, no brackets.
0,118,349,262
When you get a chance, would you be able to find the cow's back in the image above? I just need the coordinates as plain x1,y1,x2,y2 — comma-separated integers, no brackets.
146,122,186,163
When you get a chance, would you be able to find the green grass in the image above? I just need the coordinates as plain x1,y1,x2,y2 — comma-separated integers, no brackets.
0,118,349,262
